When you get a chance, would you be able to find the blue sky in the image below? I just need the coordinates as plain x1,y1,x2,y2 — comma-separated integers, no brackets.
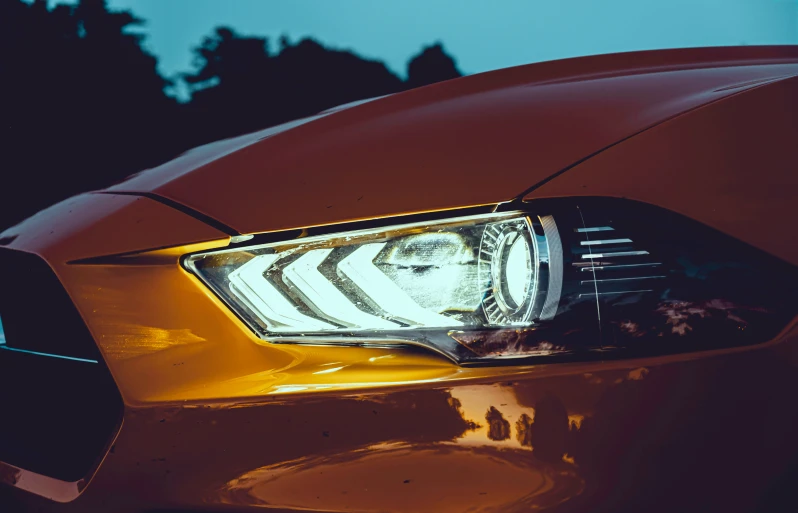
49,0,798,87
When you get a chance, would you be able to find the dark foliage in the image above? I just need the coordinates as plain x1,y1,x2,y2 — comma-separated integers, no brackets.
407,42,462,89
1,0,463,230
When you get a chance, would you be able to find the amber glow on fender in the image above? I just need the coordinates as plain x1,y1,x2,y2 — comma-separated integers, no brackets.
450,385,535,449
568,414,585,430
312,365,347,375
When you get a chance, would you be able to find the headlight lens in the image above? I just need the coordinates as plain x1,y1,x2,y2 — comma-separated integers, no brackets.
185,213,564,361
184,199,798,364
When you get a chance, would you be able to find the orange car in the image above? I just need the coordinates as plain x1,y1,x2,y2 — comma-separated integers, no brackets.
1,46,797,513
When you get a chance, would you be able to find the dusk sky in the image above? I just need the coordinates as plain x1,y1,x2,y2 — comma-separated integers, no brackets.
48,0,798,88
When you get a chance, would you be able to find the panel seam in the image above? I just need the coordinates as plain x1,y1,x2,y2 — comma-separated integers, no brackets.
510,72,798,203
93,191,240,236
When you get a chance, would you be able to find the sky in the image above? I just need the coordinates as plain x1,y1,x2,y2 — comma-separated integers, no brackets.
47,0,798,98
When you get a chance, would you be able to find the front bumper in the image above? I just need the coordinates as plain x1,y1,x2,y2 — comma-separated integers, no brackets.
2,193,797,513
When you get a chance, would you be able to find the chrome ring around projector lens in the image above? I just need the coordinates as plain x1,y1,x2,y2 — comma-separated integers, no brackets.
495,230,531,310
479,218,539,325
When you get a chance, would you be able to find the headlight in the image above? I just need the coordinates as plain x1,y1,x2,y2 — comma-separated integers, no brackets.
185,212,564,361
184,199,798,364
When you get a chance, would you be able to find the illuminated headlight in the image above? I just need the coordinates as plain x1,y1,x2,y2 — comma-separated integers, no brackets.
185,213,563,361
184,199,798,363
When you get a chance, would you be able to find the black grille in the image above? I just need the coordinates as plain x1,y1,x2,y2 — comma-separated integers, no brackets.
0,247,122,482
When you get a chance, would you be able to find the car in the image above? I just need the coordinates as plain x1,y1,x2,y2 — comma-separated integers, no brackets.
1,45,797,513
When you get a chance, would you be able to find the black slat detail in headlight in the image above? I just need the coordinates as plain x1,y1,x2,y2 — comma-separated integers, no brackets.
0,248,122,482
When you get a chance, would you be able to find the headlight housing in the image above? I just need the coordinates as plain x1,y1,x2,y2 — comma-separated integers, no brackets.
185,212,565,361
184,199,798,364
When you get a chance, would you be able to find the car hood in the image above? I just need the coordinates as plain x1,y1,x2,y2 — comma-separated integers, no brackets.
109,46,798,236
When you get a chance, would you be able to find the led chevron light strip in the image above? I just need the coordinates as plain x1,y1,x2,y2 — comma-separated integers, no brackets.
337,243,459,327
283,248,399,328
229,254,336,332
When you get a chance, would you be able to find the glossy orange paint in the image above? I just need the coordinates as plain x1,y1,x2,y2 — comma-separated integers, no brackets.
110,46,798,236
1,47,797,512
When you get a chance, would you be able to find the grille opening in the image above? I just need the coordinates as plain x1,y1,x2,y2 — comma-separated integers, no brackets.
0,248,122,482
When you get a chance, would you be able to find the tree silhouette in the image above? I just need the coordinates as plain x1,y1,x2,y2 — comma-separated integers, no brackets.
485,406,511,441
529,394,569,463
182,30,407,145
407,42,463,89
1,0,463,231
516,412,534,447
2,0,179,229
